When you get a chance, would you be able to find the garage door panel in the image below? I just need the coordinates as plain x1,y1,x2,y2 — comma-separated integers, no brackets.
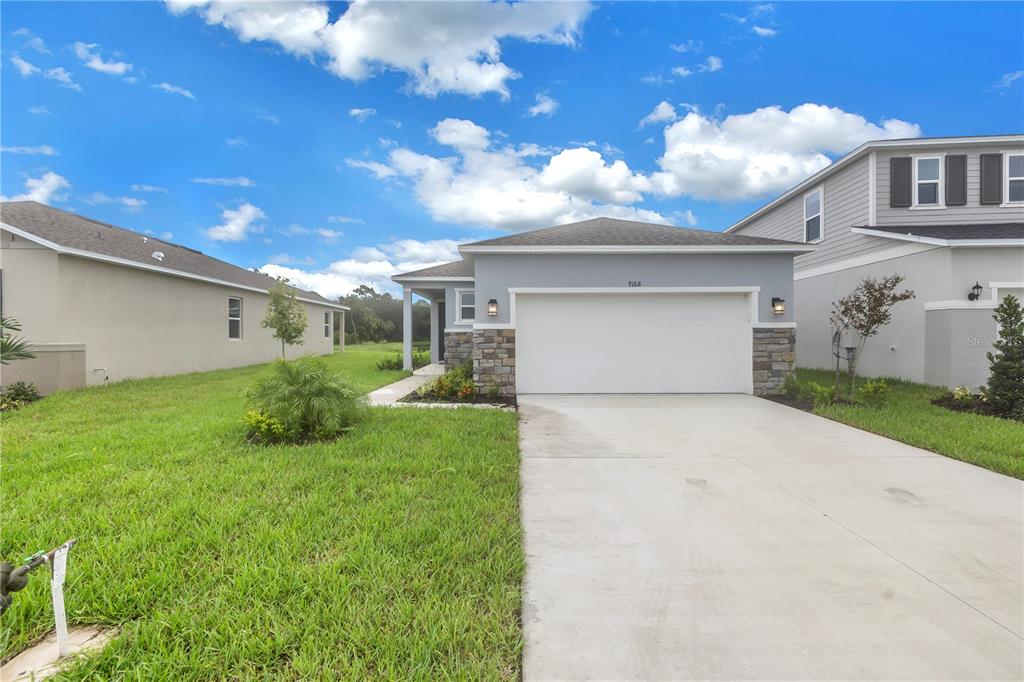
516,293,752,394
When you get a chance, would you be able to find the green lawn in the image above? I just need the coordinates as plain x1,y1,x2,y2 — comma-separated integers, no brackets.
795,368,1024,480
1,344,522,679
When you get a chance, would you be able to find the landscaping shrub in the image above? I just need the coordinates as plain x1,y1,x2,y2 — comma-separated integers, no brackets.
245,356,365,444
2,380,41,405
859,379,890,408
417,361,476,401
783,372,802,399
376,351,429,371
985,294,1024,419
952,385,975,402
804,381,834,408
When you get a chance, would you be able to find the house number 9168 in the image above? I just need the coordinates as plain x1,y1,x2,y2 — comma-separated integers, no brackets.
627,280,642,287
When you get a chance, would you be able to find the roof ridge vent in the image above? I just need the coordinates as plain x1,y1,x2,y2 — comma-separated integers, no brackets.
151,250,165,262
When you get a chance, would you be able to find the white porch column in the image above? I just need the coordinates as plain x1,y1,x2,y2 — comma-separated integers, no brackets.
429,297,439,364
402,287,413,370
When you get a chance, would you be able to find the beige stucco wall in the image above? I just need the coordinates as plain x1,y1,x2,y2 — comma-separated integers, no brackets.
1,233,342,391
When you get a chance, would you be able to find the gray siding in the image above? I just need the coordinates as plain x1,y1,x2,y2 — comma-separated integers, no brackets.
730,156,876,271
472,252,796,325
876,143,1024,225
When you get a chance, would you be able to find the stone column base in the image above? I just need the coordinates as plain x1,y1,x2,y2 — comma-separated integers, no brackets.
472,329,516,397
443,331,474,370
753,327,796,396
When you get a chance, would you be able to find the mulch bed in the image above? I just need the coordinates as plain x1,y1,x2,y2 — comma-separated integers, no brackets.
765,394,858,412
399,392,517,407
929,394,1016,420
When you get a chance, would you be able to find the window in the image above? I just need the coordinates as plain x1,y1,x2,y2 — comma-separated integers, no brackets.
228,297,242,339
324,311,331,338
456,289,475,323
914,156,943,207
803,187,822,243
1006,153,1024,204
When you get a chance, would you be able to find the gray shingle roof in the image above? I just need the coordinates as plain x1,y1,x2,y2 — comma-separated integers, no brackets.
392,260,473,280
463,217,806,247
859,222,1024,240
0,201,342,306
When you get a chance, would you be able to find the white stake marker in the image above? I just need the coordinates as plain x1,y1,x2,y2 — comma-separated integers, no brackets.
50,545,70,658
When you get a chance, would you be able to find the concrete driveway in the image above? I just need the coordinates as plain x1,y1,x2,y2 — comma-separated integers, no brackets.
519,395,1023,681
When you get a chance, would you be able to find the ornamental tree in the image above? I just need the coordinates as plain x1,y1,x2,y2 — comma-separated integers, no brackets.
262,279,308,358
985,294,1024,418
829,274,915,397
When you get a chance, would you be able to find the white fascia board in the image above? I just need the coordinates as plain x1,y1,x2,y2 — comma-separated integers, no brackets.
794,242,939,281
725,134,1024,234
850,227,1024,247
1,222,349,311
924,300,998,311
459,244,814,255
508,286,762,294
391,275,474,283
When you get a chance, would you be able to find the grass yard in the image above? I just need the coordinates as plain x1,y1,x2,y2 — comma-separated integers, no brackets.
795,368,1024,480
1,344,523,680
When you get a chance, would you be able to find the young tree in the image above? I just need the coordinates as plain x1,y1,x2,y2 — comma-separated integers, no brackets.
0,315,35,365
262,280,308,358
829,274,915,397
985,294,1024,418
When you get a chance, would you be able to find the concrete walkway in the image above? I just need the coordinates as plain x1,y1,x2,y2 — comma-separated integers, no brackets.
519,394,1023,681
366,363,443,406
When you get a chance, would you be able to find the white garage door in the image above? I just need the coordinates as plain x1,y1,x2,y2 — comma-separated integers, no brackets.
515,292,753,394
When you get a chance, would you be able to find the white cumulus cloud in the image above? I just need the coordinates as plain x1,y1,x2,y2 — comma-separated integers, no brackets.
526,92,559,117
638,101,679,128
349,107,377,121
44,67,82,91
73,42,132,75
153,82,195,99
1,145,58,156
348,117,669,230
654,103,922,200
206,203,266,242
191,176,254,187
167,0,593,99
10,54,40,76
751,26,778,37
1,171,70,204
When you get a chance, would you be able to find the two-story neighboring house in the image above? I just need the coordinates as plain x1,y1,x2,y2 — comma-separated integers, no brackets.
727,134,1024,389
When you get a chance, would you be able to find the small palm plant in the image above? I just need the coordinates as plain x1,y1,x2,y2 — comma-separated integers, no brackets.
245,356,365,444
0,315,35,365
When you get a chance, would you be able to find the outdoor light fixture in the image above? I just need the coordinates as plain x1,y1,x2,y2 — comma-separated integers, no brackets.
967,282,983,301
771,297,785,315
487,299,498,316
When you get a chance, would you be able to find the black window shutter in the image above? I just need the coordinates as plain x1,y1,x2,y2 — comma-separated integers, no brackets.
889,157,912,208
945,155,967,206
979,153,1003,205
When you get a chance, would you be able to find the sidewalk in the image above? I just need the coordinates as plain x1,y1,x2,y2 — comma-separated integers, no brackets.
367,363,444,406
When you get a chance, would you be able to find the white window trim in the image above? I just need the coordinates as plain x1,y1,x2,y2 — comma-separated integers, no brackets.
454,287,476,325
1001,150,1024,207
803,186,824,244
911,154,945,209
228,296,243,340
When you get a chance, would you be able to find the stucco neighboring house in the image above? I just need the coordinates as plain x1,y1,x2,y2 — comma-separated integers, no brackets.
725,134,1024,389
393,217,814,397
0,201,347,394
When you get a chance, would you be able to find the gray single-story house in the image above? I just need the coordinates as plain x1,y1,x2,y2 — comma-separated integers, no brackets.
0,201,348,394
393,217,814,396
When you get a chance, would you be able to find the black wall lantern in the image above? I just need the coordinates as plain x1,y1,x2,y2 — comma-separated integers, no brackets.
487,298,498,316
967,282,983,301
771,297,785,315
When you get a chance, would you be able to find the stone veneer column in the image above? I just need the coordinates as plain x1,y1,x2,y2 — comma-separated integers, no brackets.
443,331,474,370
472,329,516,397
752,327,796,396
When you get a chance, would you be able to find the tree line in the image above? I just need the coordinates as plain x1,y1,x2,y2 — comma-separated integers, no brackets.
336,285,430,344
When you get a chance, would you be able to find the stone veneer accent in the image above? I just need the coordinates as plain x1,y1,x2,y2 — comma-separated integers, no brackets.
472,329,516,398
443,331,474,370
752,327,796,396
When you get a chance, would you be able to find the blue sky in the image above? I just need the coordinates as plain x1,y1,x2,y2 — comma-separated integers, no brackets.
2,1,1022,297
